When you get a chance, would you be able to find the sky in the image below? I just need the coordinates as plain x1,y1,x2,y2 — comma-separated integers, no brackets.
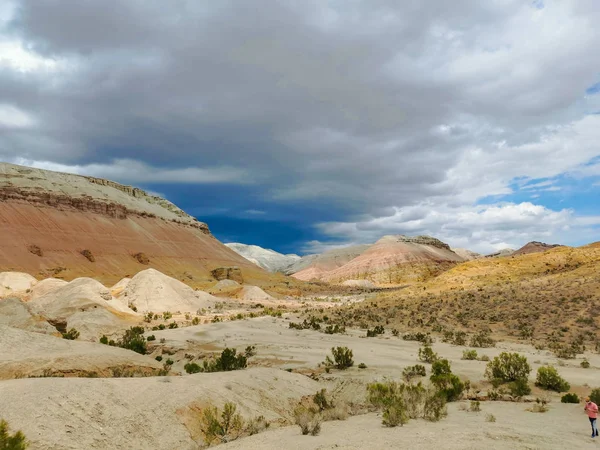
1,0,600,255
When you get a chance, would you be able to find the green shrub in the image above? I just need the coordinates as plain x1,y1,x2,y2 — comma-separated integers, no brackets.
324,347,354,370
0,419,28,450
163,311,172,321
508,378,531,397
486,414,496,422
462,350,478,360
469,400,481,412
118,327,147,354
358,363,367,369
168,322,178,329
99,335,109,345
155,355,163,362
147,335,156,341
293,405,321,435
402,364,427,382
561,393,580,403
535,366,570,392
403,332,432,344
62,328,80,340
201,348,248,373
313,389,332,411
367,382,408,427
366,325,385,337
470,331,495,348
485,352,531,384
589,389,600,405
580,359,590,369
418,345,438,363
184,362,202,374
430,359,465,402
200,402,244,445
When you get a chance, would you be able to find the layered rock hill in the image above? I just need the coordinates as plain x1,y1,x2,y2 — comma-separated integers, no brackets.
293,235,464,285
288,244,370,279
0,162,270,286
512,241,562,256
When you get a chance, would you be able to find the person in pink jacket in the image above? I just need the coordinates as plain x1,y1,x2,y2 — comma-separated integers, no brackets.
585,397,599,438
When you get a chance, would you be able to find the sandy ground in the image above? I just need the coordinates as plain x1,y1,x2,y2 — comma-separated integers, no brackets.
222,403,600,450
151,315,600,392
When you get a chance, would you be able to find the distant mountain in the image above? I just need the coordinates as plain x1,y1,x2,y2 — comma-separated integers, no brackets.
225,243,301,273
512,241,563,256
451,248,482,261
288,245,370,278
485,248,516,258
293,235,463,285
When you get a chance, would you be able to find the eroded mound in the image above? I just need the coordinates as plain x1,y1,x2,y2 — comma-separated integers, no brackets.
0,325,162,379
119,268,217,313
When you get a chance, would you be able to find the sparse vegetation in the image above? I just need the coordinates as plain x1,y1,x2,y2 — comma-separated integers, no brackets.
418,345,438,363
118,326,147,354
508,378,532,397
61,328,80,340
199,348,250,373
132,252,150,264
402,364,427,382
294,405,322,436
580,359,590,368
469,400,481,412
589,388,600,405
324,347,354,370
535,366,570,392
486,414,496,423
0,419,28,449
366,325,385,337
469,330,495,348
367,381,447,427
462,349,478,360
27,244,42,257
200,402,244,445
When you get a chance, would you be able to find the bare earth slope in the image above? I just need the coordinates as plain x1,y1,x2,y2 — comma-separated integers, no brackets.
294,235,463,285
0,162,270,286
0,325,162,379
0,368,317,449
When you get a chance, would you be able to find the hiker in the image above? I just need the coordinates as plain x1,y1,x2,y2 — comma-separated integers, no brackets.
585,397,599,438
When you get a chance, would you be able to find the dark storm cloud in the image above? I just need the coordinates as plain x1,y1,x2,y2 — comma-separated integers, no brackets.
2,0,600,252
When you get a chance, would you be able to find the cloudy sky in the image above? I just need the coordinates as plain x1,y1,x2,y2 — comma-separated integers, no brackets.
1,0,600,255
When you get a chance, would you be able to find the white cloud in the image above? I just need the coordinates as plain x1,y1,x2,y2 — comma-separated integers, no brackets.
313,202,592,254
11,158,254,185
0,103,35,128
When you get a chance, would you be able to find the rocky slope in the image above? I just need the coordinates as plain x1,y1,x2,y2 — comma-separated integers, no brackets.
225,243,301,272
293,235,463,285
0,162,272,286
451,248,482,260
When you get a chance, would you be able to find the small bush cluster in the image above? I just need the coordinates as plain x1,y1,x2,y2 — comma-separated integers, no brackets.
535,366,570,392
294,406,322,436
561,393,580,403
62,328,80,340
367,381,447,427
0,419,28,450
198,348,252,373
324,347,354,370
323,324,346,334
403,332,433,344
442,330,467,346
462,350,478,360
430,359,465,402
418,345,438,363
402,364,427,382
469,331,496,348
312,389,348,421
366,325,385,337
589,389,600,405
200,402,245,445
